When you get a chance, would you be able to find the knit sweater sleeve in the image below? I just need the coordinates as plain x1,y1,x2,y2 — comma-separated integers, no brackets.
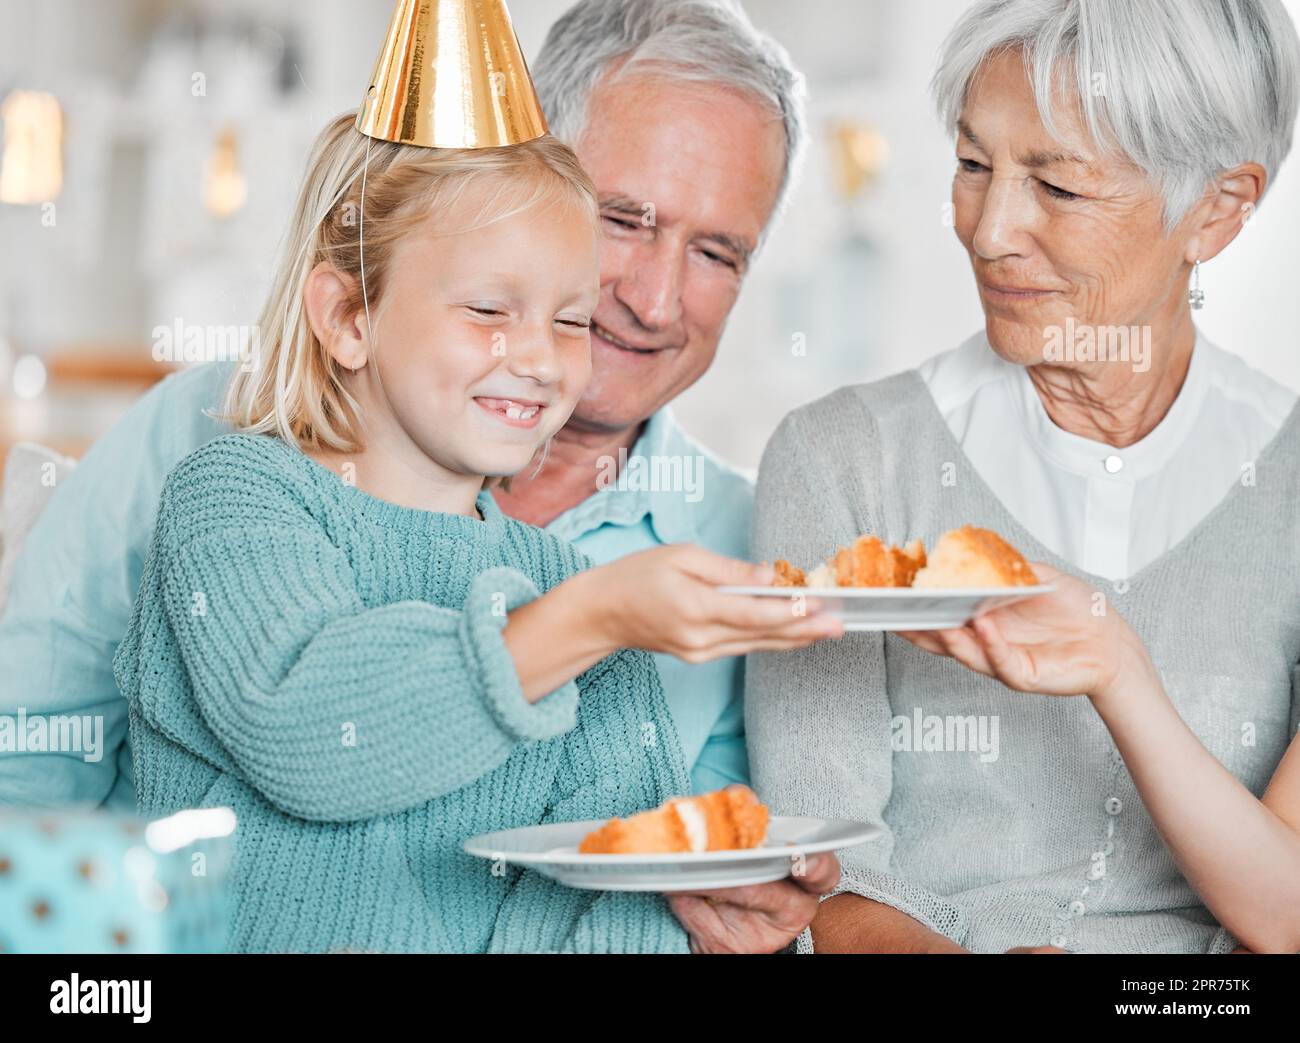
745,402,969,951
139,438,578,823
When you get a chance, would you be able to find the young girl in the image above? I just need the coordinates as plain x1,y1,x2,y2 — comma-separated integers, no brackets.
112,113,838,954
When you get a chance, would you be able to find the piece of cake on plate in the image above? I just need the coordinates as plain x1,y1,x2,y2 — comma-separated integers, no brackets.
771,559,806,587
912,525,1037,588
815,535,926,587
578,785,769,854
773,536,926,588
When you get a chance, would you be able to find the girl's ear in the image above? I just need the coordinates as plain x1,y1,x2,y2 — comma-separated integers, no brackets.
304,261,368,371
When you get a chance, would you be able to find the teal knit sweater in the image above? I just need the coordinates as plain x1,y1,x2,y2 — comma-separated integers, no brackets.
113,433,693,953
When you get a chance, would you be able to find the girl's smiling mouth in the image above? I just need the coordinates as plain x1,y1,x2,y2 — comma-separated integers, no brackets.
474,396,548,428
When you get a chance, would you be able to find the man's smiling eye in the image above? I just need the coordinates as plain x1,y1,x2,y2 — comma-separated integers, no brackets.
1040,180,1081,201
601,214,640,231
958,157,988,173
700,249,738,271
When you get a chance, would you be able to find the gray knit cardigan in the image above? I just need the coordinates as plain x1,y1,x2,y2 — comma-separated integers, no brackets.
746,370,1300,954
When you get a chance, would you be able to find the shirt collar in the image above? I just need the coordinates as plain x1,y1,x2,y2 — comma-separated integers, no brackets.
544,408,701,546
1008,329,1211,482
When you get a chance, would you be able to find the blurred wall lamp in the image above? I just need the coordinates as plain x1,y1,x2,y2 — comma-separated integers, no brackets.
203,126,247,220
830,121,889,200
0,89,64,205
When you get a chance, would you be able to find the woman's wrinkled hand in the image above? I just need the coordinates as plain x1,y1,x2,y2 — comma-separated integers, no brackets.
897,563,1153,701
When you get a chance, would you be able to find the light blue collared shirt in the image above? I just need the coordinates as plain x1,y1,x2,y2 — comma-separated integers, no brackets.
545,408,754,794
0,363,752,809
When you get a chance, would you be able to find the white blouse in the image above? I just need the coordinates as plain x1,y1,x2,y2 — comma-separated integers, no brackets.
918,332,1297,581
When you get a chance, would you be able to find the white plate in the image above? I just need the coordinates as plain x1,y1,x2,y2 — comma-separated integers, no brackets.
463,816,879,892
718,584,1055,631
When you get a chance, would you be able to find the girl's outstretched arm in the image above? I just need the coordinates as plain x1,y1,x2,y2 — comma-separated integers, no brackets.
131,440,840,826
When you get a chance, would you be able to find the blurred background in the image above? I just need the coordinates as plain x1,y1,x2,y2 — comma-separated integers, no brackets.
1,0,1298,477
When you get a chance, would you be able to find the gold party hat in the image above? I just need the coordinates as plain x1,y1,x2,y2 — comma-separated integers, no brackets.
355,0,548,149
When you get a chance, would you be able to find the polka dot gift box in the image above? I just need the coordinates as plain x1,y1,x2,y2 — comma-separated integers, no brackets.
0,807,234,954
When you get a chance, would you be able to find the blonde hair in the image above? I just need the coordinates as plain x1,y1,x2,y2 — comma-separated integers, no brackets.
222,113,598,453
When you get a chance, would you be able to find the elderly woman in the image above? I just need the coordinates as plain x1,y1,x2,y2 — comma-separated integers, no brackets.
747,0,1300,954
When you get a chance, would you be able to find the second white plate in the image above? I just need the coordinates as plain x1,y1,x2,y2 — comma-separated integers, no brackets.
718,584,1054,631
463,816,878,892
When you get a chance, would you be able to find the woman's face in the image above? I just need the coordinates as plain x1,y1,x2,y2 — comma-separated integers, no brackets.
365,190,600,479
951,49,1192,367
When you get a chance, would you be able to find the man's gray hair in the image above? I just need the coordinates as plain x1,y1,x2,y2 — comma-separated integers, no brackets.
533,0,807,226
931,0,1300,230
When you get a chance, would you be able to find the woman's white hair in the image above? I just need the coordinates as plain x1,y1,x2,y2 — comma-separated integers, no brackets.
532,0,806,229
932,0,1300,230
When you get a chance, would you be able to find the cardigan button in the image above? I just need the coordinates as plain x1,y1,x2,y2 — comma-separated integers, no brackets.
1104,796,1123,815
1069,899,1086,916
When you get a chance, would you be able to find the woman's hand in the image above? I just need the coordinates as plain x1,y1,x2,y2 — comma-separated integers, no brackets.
897,563,1154,703
909,567,1300,954
579,544,844,663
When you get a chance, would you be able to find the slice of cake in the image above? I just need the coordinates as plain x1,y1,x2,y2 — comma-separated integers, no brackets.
795,535,926,588
828,535,926,587
771,559,806,587
912,525,1037,588
578,785,769,854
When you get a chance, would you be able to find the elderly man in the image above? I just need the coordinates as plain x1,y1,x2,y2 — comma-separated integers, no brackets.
0,0,827,953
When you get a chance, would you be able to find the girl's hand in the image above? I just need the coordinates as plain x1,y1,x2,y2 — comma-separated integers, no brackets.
580,544,844,663
896,563,1153,702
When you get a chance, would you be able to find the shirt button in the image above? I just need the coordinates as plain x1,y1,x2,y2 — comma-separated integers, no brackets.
1104,454,1123,474
1069,899,1087,916
1105,796,1123,815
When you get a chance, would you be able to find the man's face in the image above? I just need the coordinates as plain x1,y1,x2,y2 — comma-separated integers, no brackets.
569,72,787,434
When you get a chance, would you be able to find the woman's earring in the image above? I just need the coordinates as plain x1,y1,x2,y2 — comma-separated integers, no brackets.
1188,259,1205,310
